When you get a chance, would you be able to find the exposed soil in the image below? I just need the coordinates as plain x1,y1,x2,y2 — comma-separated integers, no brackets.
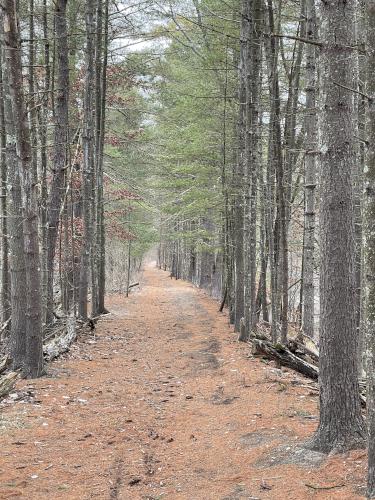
0,264,367,499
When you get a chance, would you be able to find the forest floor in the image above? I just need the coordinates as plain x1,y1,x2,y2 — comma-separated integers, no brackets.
0,264,368,500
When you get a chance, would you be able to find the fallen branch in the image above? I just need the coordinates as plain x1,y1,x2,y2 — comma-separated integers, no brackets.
0,371,19,398
298,384,319,392
128,282,139,290
250,336,368,406
0,317,82,400
305,483,345,490
252,338,368,408
251,338,319,380
296,331,319,352
287,339,319,364
43,323,68,343
43,316,77,361
0,317,11,336
0,356,11,375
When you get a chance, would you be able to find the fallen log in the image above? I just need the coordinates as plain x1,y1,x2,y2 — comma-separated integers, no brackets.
297,331,319,351
0,317,78,400
250,336,369,406
251,338,319,380
0,371,19,398
43,316,77,361
0,317,11,341
0,356,11,375
287,339,319,365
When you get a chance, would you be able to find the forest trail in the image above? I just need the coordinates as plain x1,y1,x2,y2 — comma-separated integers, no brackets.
0,264,366,500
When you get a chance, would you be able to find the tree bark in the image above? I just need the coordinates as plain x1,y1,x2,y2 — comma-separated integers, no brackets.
233,0,246,332
1,34,27,370
95,0,109,315
302,0,318,339
366,0,375,496
46,0,69,324
2,0,43,378
28,0,38,185
78,0,96,320
264,0,282,343
241,0,262,341
0,40,9,330
39,0,50,307
308,0,366,453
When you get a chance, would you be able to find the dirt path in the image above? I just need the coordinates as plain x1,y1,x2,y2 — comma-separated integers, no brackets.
0,265,367,499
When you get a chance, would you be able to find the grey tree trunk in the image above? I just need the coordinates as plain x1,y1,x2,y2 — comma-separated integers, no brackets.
302,0,318,339
308,0,365,453
242,0,252,340
248,0,262,333
89,0,103,316
97,61,108,314
233,0,246,332
220,37,233,320
356,1,368,378
1,35,27,370
264,0,282,343
281,2,305,343
46,0,69,324
366,0,375,496
39,0,50,307
95,0,109,315
257,162,269,323
0,42,9,329
28,0,38,185
78,0,96,319
241,0,262,341
2,0,43,377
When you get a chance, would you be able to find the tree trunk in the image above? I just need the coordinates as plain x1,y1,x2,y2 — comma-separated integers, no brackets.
233,0,246,332
308,0,366,453
356,1,367,378
78,0,96,320
0,41,9,329
366,0,375,495
264,0,282,343
28,0,38,185
96,0,109,315
39,0,50,310
302,0,318,339
2,0,43,377
90,0,103,317
241,0,262,341
46,0,69,324
2,37,27,370
258,164,269,323
248,0,262,333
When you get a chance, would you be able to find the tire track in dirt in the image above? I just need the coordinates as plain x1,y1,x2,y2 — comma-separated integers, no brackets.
0,264,367,499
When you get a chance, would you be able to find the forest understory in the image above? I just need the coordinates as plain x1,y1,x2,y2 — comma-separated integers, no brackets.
0,264,367,500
